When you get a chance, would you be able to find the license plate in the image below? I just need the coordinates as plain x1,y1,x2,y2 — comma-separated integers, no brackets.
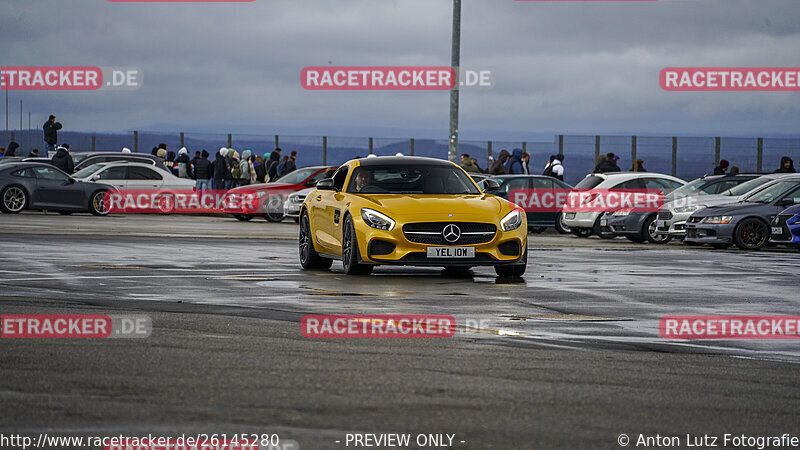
565,213,576,219
600,219,608,226
772,226,783,235
427,247,475,258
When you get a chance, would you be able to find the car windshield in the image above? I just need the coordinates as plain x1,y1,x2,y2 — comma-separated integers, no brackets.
722,177,773,196
346,165,480,195
73,163,106,179
274,167,318,185
71,154,89,164
667,178,711,199
574,175,604,189
745,180,800,203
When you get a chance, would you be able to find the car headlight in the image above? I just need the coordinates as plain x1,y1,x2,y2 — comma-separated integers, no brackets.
703,215,733,224
500,209,523,231
612,211,630,217
361,208,395,231
675,204,703,213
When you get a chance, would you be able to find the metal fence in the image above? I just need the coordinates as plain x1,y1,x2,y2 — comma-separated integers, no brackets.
2,129,798,186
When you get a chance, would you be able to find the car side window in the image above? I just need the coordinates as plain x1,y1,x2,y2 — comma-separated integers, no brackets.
333,167,349,191
11,168,36,178
500,178,529,195
781,186,800,205
307,170,329,185
129,166,163,180
530,178,554,189
612,179,645,190
712,180,742,194
33,166,70,181
97,166,129,180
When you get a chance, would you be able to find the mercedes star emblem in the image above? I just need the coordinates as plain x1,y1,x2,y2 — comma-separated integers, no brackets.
442,224,461,243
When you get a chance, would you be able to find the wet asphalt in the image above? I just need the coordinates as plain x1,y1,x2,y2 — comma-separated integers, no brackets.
0,213,799,449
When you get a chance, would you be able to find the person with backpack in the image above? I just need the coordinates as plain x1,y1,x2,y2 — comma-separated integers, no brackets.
266,148,282,181
51,145,74,174
544,154,564,181
228,149,241,189
276,155,290,178
175,147,192,178
238,150,254,186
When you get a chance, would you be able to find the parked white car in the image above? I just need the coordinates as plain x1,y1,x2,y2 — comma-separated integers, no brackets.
656,173,798,238
72,161,196,191
562,172,686,237
284,187,314,223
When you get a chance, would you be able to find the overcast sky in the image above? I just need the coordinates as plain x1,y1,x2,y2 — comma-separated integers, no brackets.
1,0,799,140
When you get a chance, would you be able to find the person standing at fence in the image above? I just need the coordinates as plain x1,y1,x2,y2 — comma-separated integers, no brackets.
460,154,479,173
490,149,510,175
29,148,40,157
595,153,620,173
51,145,74,174
284,150,298,175
276,155,290,178
254,155,267,183
5,141,20,157
42,115,62,154
175,147,191,178
521,152,531,174
266,149,282,181
713,159,729,175
194,150,213,194
774,156,796,173
238,150,253,186
506,148,525,174
544,154,564,181
631,159,646,172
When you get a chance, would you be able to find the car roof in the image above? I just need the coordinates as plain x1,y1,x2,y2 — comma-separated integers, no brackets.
353,156,455,167
587,172,685,182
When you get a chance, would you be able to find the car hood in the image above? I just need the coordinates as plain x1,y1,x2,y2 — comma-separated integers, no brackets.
693,201,773,217
665,194,744,210
358,194,508,221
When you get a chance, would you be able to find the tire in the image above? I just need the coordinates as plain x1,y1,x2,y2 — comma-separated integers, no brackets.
494,242,527,278
554,212,571,234
1,185,28,214
529,227,546,234
711,243,732,250
593,217,615,239
571,228,592,238
626,235,645,243
733,218,769,250
58,211,73,216
298,212,333,270
643,215,672,244
263,194,285,222
233,214,254,221
89,190,109,216
341,215,373,275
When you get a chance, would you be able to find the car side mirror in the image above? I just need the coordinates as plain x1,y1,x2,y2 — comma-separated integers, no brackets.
776,197,794,207
68,178,76,184
91,175,100,181
482,179,500,193
316,178,336,191
304,178,318,187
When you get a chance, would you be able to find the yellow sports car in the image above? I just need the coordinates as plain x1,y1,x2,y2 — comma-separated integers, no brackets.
298,156,528,277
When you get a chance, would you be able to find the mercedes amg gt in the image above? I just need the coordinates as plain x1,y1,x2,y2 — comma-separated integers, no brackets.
298,156,528,277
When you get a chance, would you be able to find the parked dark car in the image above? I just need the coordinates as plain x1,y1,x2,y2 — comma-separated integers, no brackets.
684,176,800,250
72,152,165,173
770,204,800,250
0,162,114,216
603,173,762,244
486,174,574,234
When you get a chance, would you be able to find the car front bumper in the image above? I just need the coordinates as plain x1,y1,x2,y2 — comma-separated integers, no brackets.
655,210,692,237
683,221,736,244
562,211,600,229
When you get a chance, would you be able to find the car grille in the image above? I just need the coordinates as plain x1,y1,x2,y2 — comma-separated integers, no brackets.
657,211,672,220
403,222,496,246
772,214,793,242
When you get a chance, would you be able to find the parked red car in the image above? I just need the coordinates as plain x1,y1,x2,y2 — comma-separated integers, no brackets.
225,165,337,222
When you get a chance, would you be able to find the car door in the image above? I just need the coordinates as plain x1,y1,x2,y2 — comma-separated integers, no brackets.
312,166,348,254
31,166,86,209
770,185,800,221
527,177,556,226
93,165,130,190
126,165,164,190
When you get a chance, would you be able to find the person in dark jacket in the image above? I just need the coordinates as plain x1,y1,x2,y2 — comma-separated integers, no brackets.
713,159,729,175
212,148,230,190
595,153,621,173
489,149,510,175
194,150,213,193
631,158,646,172
276,156,290,178
175,148,191,179
51,146,74,174
190,151,201,179
42,115,62,153
284,150,297,175
505,148,525,174
774,156,796,173
254,155,267,183
6,141,20,157
266,148,282,181
29,148,40,157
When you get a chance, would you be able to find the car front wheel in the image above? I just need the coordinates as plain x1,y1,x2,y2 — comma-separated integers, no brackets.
554,213,571,234
733,218,768,250
495,243,527,278
644,215,672,244
342,215,373,275
299,212,332,270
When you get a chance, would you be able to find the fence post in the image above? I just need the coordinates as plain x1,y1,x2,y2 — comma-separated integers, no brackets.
631,135,637,164
714,137,721,166
275,135,279,150
487,141,492,169
558,135,563,155
134,131,138,153
322,136,327,165
180,132,184,149
227,134,232,149
410,138,415,156
10,131,14,142
595,136,600,161
91,135,96,152
757,138,763,173
522,142,527,154
369,137,373,155
671,137,678,177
